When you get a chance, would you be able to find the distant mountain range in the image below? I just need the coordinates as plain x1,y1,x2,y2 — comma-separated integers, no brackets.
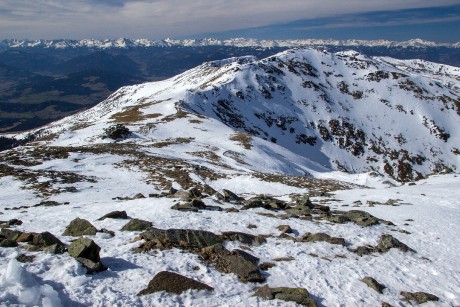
1,38,459,49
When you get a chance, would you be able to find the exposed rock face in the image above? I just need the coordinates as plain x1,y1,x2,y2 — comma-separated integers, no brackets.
62,218,98,236
137,271,214,296
121,219,153,231
400,291,439,304
68,237,106,273
200,243,265,283
97,210,128,220
300,232,345,245
361,277,386,294
253,285,317,306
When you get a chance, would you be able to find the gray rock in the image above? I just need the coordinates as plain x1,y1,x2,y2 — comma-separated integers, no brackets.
68,237,106,273
200,243,265,283
346,210,380,227
361,277,386,293
349,246,375,256
0,239,18,247
300,232,345,245
253,285,317,306
221,231,267,246
16,254,35,263
242,195,287,211
62,218,98,236
0,228,22,241
137,271,213,296
277,225,293,234
97,210,128,220
222,189,244,203
121,219,153,231
32,232,66,254
377,234,414,253
400,291,439,304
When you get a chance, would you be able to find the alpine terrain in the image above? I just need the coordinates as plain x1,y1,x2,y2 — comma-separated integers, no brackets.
0,48,459,306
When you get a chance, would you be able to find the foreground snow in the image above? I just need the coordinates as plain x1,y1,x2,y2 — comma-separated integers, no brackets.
1,171,459,306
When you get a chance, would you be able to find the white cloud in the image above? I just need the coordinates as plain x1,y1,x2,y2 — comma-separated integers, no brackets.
0,0,458,38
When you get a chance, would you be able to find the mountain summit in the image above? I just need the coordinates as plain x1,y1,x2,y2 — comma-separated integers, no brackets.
23,48,460,182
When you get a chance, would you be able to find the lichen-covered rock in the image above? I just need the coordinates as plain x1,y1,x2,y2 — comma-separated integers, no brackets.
346,210,380,227
361,277,386,293
62,218,97,236
221,231,267,246
97,210,128,220
121,219,152,231
300,232,345,245
68,237,106,273
377,234,414,253
200,243,265,283
253,285,317,306
32,232,66,254
1,228,22,241
400,291,439,304
137,271,213,296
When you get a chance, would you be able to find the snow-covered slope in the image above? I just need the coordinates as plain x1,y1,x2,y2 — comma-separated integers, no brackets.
20,48,460,182
2,38,459,49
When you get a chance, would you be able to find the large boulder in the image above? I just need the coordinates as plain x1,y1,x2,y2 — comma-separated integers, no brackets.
253,285,317,306
200,243,265,283
62,218,97,236
68,237,106,273
97,211,128,220
377,234,414,253
134,227,223,253
137,271,213,296
31,232,66,254
121,219,153,231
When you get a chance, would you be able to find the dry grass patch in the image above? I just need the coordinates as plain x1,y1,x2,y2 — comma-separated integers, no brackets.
230,132,252,150
111,101,162,123
151,137,195,148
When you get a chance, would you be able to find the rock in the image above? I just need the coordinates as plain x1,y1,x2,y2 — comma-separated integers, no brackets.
137,271,213,296
259,262,276,271
134,227,223,253
242,195,287,211
68,237,106,273
247,224,257,229
377,234,414,253
1,228,22,241
361,277,386,294
222,189,244,203
300,232,345,245
170,198,212,212
16,254,35,263
253,285,317,306
32,232,66,254
400,291,439,304
170,203,199,212
16,232,36,243
99,228,115,237
200,243,265,283
326,215,351,224
188,187,202,199
7,219,23,226
62,218,98,236
290,195,315,209
225,208,240,213
121,219,153,231
133,193,145,199
349,246,375,256
381,302,393,307
277,225,293,234
0,239,18,247
221,231,267,246
97,210,128,220
346,210,380,227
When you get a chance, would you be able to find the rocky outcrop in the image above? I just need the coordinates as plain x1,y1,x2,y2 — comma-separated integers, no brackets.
137,271,213,296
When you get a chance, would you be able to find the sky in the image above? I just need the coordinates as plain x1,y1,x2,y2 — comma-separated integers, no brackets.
0,1,459,42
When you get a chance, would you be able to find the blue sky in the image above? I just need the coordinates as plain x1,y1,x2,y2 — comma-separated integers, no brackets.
0,1,459,42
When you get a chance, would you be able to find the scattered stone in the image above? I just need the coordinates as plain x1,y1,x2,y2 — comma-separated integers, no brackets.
300,232,345,245
349,245,375,256
32,232,66,254
225,208,240,213
221,231,267,246
34,201,62,207
16,232,36,243
361,277,386,294
137,271,213,296
277,225,293,234
346,210,380,227
0,239,18,247
400,291,439,304
273,256,295,262
16,254,35,263
200,243,265,282
99,228,115,237
97,210,128,220
253,285,317,306
62,218,98,236
1,228,22,241
222,189,244,203
242,195,287,211
134,227,223,253
326,215,351,224
121,219,153,231
377,234,414,253
259,262,276,271
247,224,257,229
381,302,393,307
68,237,106,273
